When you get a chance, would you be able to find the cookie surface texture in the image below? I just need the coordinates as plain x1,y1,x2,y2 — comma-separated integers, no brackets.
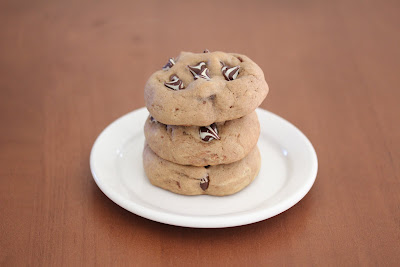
143,144,261,196
144,111,260,166
144,51,269,126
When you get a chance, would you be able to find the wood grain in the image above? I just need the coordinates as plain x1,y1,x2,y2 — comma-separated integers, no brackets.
1,0,399,265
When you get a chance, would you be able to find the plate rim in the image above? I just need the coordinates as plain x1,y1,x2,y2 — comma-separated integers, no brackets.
90,107,318,228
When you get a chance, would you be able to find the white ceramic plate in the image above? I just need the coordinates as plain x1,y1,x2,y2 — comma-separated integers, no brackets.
90,108,318,228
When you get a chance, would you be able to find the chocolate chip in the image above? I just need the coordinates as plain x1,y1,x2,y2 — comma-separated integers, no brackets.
200,174,209,190
162,58,175,70
164,75,185,90
150,116,157,123
221,64,240,81
188,62,211,80
199,123,220,142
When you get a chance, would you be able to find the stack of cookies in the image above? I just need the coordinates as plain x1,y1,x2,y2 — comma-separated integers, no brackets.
143,50,269,196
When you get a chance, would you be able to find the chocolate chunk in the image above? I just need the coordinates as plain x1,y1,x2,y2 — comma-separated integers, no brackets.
188,62,211,80
221,62,240,81
199,123,220,142
150,116,157,123
203,49,210,53
204,165,210,169
164,75,185,90
200,174,209,190
162,58,175,70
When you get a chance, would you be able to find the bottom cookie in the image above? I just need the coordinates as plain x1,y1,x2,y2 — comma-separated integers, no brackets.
143,144,261,196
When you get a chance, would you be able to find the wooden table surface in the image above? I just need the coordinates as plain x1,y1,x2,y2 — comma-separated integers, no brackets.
1,0,399,265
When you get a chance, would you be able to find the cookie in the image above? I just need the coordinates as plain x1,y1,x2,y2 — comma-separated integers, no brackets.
144,111,260,166
144,51,269,126
143,144,261,196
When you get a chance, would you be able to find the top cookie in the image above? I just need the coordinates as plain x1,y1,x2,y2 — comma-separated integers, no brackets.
144,51,269,126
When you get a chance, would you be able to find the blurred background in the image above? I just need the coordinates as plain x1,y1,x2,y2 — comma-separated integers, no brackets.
1,0,399,266
2,0,398,124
